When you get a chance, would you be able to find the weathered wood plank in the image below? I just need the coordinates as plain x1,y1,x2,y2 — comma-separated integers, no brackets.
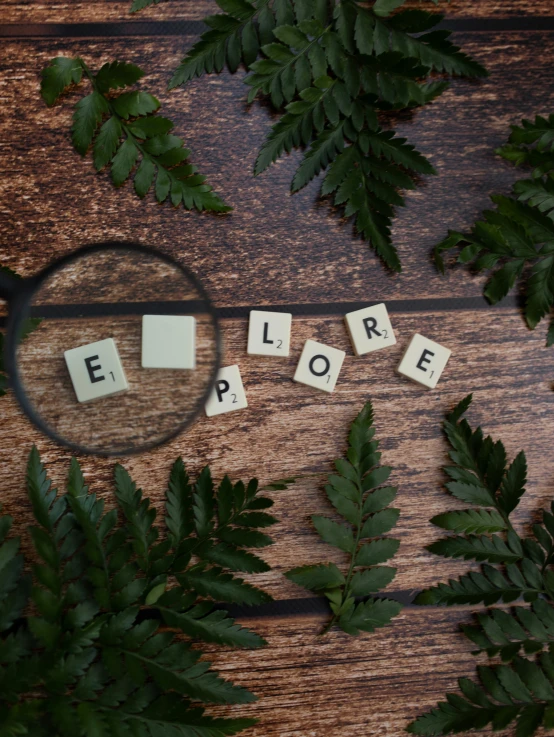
1,33,554,306
1,0,549,24
195,607,515,737
1,308,553,600
1,7,553,734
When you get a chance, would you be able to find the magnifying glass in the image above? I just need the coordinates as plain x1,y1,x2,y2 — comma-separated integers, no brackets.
0,242,221,456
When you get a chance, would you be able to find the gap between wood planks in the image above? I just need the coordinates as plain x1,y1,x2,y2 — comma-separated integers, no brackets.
1,18,554,37
0,295,519,326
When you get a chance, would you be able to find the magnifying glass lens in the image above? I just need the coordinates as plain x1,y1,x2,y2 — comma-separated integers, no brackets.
14,247,219,455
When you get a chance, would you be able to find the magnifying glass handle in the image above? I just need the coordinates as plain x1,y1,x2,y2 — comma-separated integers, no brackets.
0,270,20,301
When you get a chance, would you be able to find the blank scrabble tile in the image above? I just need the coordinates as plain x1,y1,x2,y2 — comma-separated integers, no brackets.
293,339,346,393
247,310,292,357
345,303,396,356
142,315,196,369
397,333,451,389
205,365,248,417
64,338,128,403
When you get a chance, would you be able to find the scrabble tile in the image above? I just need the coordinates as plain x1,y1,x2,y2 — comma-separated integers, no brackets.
247,310,292,357
397,333,451,389
64,338,128,403
345,303,397,356
205,365,248,417
142,315,196,369
293,339,346,393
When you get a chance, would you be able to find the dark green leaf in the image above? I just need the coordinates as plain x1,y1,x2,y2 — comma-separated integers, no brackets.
355,538,400,566
41,57,83,105
312,515,355,554
161,606,266,648
285,562,345,591
41,56,229,213
112,91,160,119
72,92,109,155
93,116,122,170
134,158,156,198
339,597,402,636
431,509,507,535
360,508,400,538
349,567,396,596
178,567,272,605
95,61,144,92
373,0,405,18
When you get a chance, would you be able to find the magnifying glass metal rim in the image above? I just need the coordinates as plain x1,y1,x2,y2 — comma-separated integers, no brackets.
4,241,222,457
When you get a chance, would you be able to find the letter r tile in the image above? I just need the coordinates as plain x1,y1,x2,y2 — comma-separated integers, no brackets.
345,303,396,356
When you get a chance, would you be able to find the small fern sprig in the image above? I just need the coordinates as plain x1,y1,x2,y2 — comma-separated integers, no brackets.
153,0,486,272
40,57,231,213
0,447,276,736
285,401,402,636
409,395,554,736
434,113,554,347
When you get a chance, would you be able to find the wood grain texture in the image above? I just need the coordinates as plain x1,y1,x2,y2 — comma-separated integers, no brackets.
1,0,550,23
1,33,554,307
2,9,554,736
2,309,554,600
200,607,525,737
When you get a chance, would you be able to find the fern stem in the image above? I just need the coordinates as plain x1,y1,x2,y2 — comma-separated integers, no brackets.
319,472,365,636
319,615,337,636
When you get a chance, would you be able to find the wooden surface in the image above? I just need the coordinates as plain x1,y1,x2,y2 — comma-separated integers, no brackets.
2,0,551,22
1,2,554,735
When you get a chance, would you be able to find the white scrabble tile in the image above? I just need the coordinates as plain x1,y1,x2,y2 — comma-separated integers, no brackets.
205,365,248,417
64,338,128,403
247,310,292,357
345,303,396,356
142,315,196,369
293,339,346,393
397,333,451,389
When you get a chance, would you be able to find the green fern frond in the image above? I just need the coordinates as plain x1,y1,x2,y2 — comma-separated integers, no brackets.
242,1,480,272
285,400,402,636
40,56,231,213
132,0,486,272
435,113,554,346
0,448,276,736
416,395,541,608
411,397,554,736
